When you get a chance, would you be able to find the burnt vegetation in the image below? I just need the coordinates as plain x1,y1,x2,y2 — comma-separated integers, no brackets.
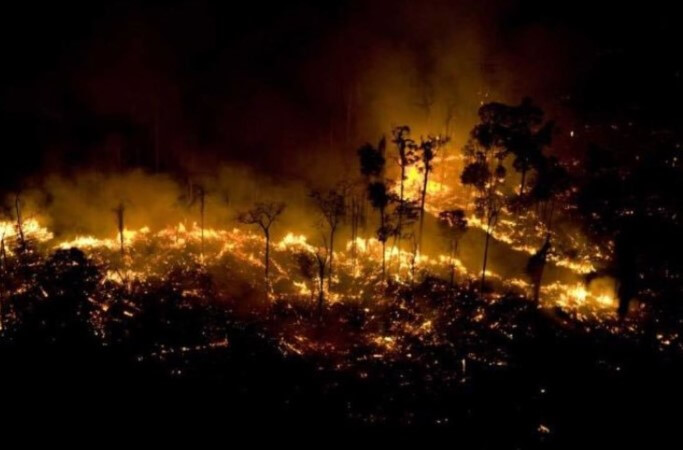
1,98,682,443
1,1,683,444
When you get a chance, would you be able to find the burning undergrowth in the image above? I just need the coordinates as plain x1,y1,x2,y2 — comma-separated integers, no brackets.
0,197,680,435
0,105,680,435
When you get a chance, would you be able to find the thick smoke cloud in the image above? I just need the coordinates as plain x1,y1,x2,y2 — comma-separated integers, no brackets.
1,0,608,188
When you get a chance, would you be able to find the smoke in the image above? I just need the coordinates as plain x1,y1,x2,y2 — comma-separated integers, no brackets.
0,0,624,307
9,167,319,243
1,0,598,189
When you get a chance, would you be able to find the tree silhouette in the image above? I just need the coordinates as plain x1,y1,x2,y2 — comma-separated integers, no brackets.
438,209,468,287
528,156,571,234
358,137,386,179
392,197,419,274
367,181,394,279
471,98,553,195
462,103,510,291
295,251,316,303
391,126,417,257
416,135,449,253
310,187,345,291
113,202,125,257
238,202,286,287
312,235,330,317
14,195,25,251
358,137,394,279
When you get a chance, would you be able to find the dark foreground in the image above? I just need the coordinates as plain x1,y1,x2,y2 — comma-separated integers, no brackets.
2,298,681,448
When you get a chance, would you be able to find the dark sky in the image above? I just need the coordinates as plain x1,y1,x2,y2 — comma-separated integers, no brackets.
1,0,682,188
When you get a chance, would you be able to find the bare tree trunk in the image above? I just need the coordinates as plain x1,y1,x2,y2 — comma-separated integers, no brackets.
481,217,494,292
393,163,407,269
15,195,25,249
264,229,270,280
418,167,430,253
115,203,125,257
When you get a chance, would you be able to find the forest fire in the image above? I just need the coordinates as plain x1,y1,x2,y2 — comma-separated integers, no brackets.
2,0,682,443
1,197,617,321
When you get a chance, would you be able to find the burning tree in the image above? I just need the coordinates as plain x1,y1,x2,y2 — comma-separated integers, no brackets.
310,187,345,291
461,104,509,291
113,202,125,257
295,233,330,317
471,98,554,196
358,137,395,279
367,181,394,280
520,155,572,301
510,101,554,196
392,197,419,275
527,156,571,234
416,135,448,253
358,137,386,180
347,183,365,265
238,202,286,287
391,126,417,256
438,209,468,287
14,195,25,252
312,236,330,316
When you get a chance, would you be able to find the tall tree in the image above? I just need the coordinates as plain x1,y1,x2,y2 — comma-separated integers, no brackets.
14,195,25,251
238,202,286,287
438,209,468,287
310,187,345,291
312,235,330,317
358,138,394,279
295,251,317,304
367,181,394,279
469,98,554,195
416,135,449,253
391,126,416,257
461,104,509,291
528,156,571,233
358,137,386,180
113,202,125,257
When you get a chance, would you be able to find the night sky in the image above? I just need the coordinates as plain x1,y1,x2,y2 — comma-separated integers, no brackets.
2,1,682,187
